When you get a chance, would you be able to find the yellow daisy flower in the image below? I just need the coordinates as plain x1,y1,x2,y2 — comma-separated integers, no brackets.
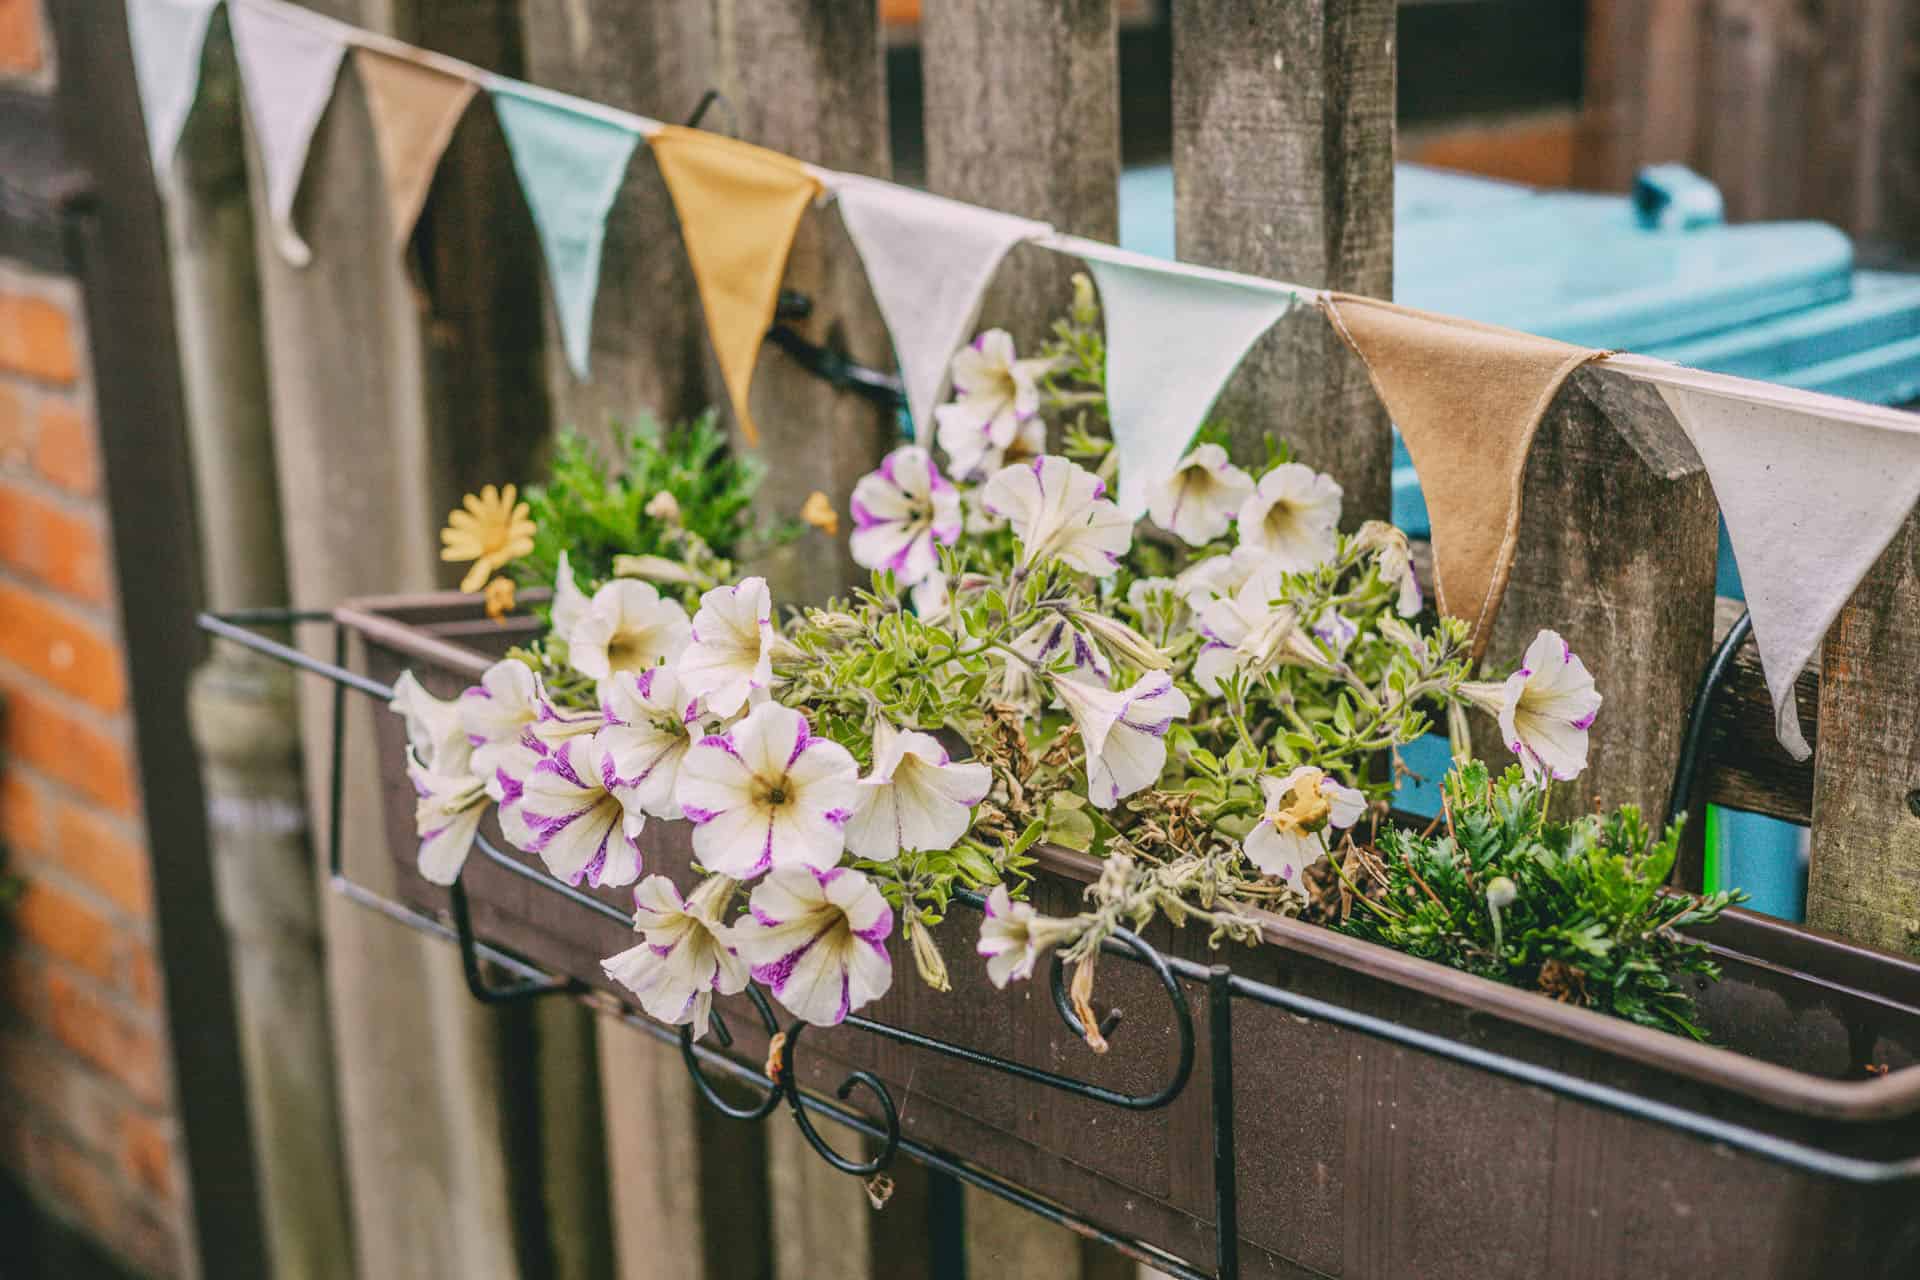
441,484,536,593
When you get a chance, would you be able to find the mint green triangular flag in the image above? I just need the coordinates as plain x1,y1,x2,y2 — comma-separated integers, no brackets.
492,86,640,378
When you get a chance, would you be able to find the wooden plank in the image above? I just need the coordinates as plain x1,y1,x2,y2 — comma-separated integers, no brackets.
165,17,356,1279
1171,0,1397,524
595,1016,773,1280
921,0,1120,347
1484,375,1721,819
518,2,718,451
1807,509,1920,954
1695,597,1819,825
247,4,602,1276
1575,0,1706,190
717,0,897,605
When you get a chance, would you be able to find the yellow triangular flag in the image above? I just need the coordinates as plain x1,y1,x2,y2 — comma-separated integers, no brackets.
650,125,820,446
1322,294,1602,658
354,49,476,248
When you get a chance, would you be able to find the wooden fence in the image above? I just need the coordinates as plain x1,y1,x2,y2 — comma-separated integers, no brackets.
151,1,1920,1277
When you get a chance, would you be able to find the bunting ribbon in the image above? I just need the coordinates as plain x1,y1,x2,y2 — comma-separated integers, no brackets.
126,0,222,185
129,0,1920,708
355,49,475,249
1067,238,1300,518
1324,294,1604,658
651,126,821,447
832,175,1048,441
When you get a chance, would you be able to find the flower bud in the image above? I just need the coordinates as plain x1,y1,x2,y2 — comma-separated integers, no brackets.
800,490,839,537
1070,608,1171,671
908,918,951,993
612,554,698,585
1485,876,1518,910
644,490,682,524
1070,272,1100,326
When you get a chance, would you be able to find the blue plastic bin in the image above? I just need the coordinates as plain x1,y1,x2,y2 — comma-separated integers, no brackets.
1117,163,1920,919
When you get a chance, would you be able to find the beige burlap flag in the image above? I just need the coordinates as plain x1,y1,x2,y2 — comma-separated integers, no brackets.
1323,294,1602,659
354,48,476,248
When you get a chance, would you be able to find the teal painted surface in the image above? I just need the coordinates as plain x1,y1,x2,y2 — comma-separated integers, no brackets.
1115,164,1917,921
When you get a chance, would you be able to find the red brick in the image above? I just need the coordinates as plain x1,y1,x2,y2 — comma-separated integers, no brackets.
16,879,119,983
116,1108,175,1202
0,380,31,466
126,945,160,1010
0,1027,123,1158
0,0,43,78
42,969,169,1110
50,800,151,920
0,768,45,855
0,582,122,709
32,396,99,495
0,290,77,385
0,483,112,606
0,681,139,816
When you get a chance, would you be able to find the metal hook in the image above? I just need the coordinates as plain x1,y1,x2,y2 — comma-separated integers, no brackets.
683,88,737,135
779,1022,900,1176
448,878,577,1004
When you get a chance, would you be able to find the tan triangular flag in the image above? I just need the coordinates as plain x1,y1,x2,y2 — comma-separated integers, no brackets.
354,49,476,248
650,125,820,447
1323,294,1602,658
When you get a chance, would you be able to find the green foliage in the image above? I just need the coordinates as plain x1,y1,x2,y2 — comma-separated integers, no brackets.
1328,762,1743,1039
509,412,783,592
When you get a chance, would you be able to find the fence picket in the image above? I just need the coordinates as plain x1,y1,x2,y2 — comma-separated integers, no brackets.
1808,511,1920,953
714,0,898,607
1171,0,1397,522
245,4,601,1275
921,0,1121,347
1485,372,1720,820
519,1,719,451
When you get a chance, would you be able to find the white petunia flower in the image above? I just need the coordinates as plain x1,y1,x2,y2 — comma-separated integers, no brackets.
933,329,1055,479
1242,766,1366,892
678,577,777,718
675,702,861,880
849,446,962,587
1355,520,1423,617
407,750,488,885
1148,444,1254,546
551,549,592,647
601,874,747,1041
1459,629,1602,784
843,721,992,861
976,883,1073,989
1190,571,1332,695
594,666,707,822
980,455,1131,576
567,579,692,684
1310,609,1359,657
390,670,471,775
1012,614,1112,683
460,659,543,786
911,572,951,624
1237,462,1343,571
732,866,894,1026
497,736,644,888
1053,671,1191,809
1173,545,1268,607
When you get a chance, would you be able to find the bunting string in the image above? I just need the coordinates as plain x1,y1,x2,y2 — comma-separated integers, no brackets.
125,0,1920,752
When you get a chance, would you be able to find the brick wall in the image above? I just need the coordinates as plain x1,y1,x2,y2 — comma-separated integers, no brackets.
0,9,189,1267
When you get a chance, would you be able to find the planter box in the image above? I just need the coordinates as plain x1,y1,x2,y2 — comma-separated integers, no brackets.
341,592,1920,1279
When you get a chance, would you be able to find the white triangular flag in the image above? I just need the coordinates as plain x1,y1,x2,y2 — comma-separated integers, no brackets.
1070,239,1298,517
1652,371,1920,759
832,175,1047,441
230,0,347,266
126,0,221,185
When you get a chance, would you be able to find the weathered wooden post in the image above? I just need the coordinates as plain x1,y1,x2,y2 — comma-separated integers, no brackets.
1808,511,1920,955
921,1,1120,346
168,20,356,1279
243,4,604,1276
1172,0,1396,523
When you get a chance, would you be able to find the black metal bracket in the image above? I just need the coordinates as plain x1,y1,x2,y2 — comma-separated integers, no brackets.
197,606,1920,1280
